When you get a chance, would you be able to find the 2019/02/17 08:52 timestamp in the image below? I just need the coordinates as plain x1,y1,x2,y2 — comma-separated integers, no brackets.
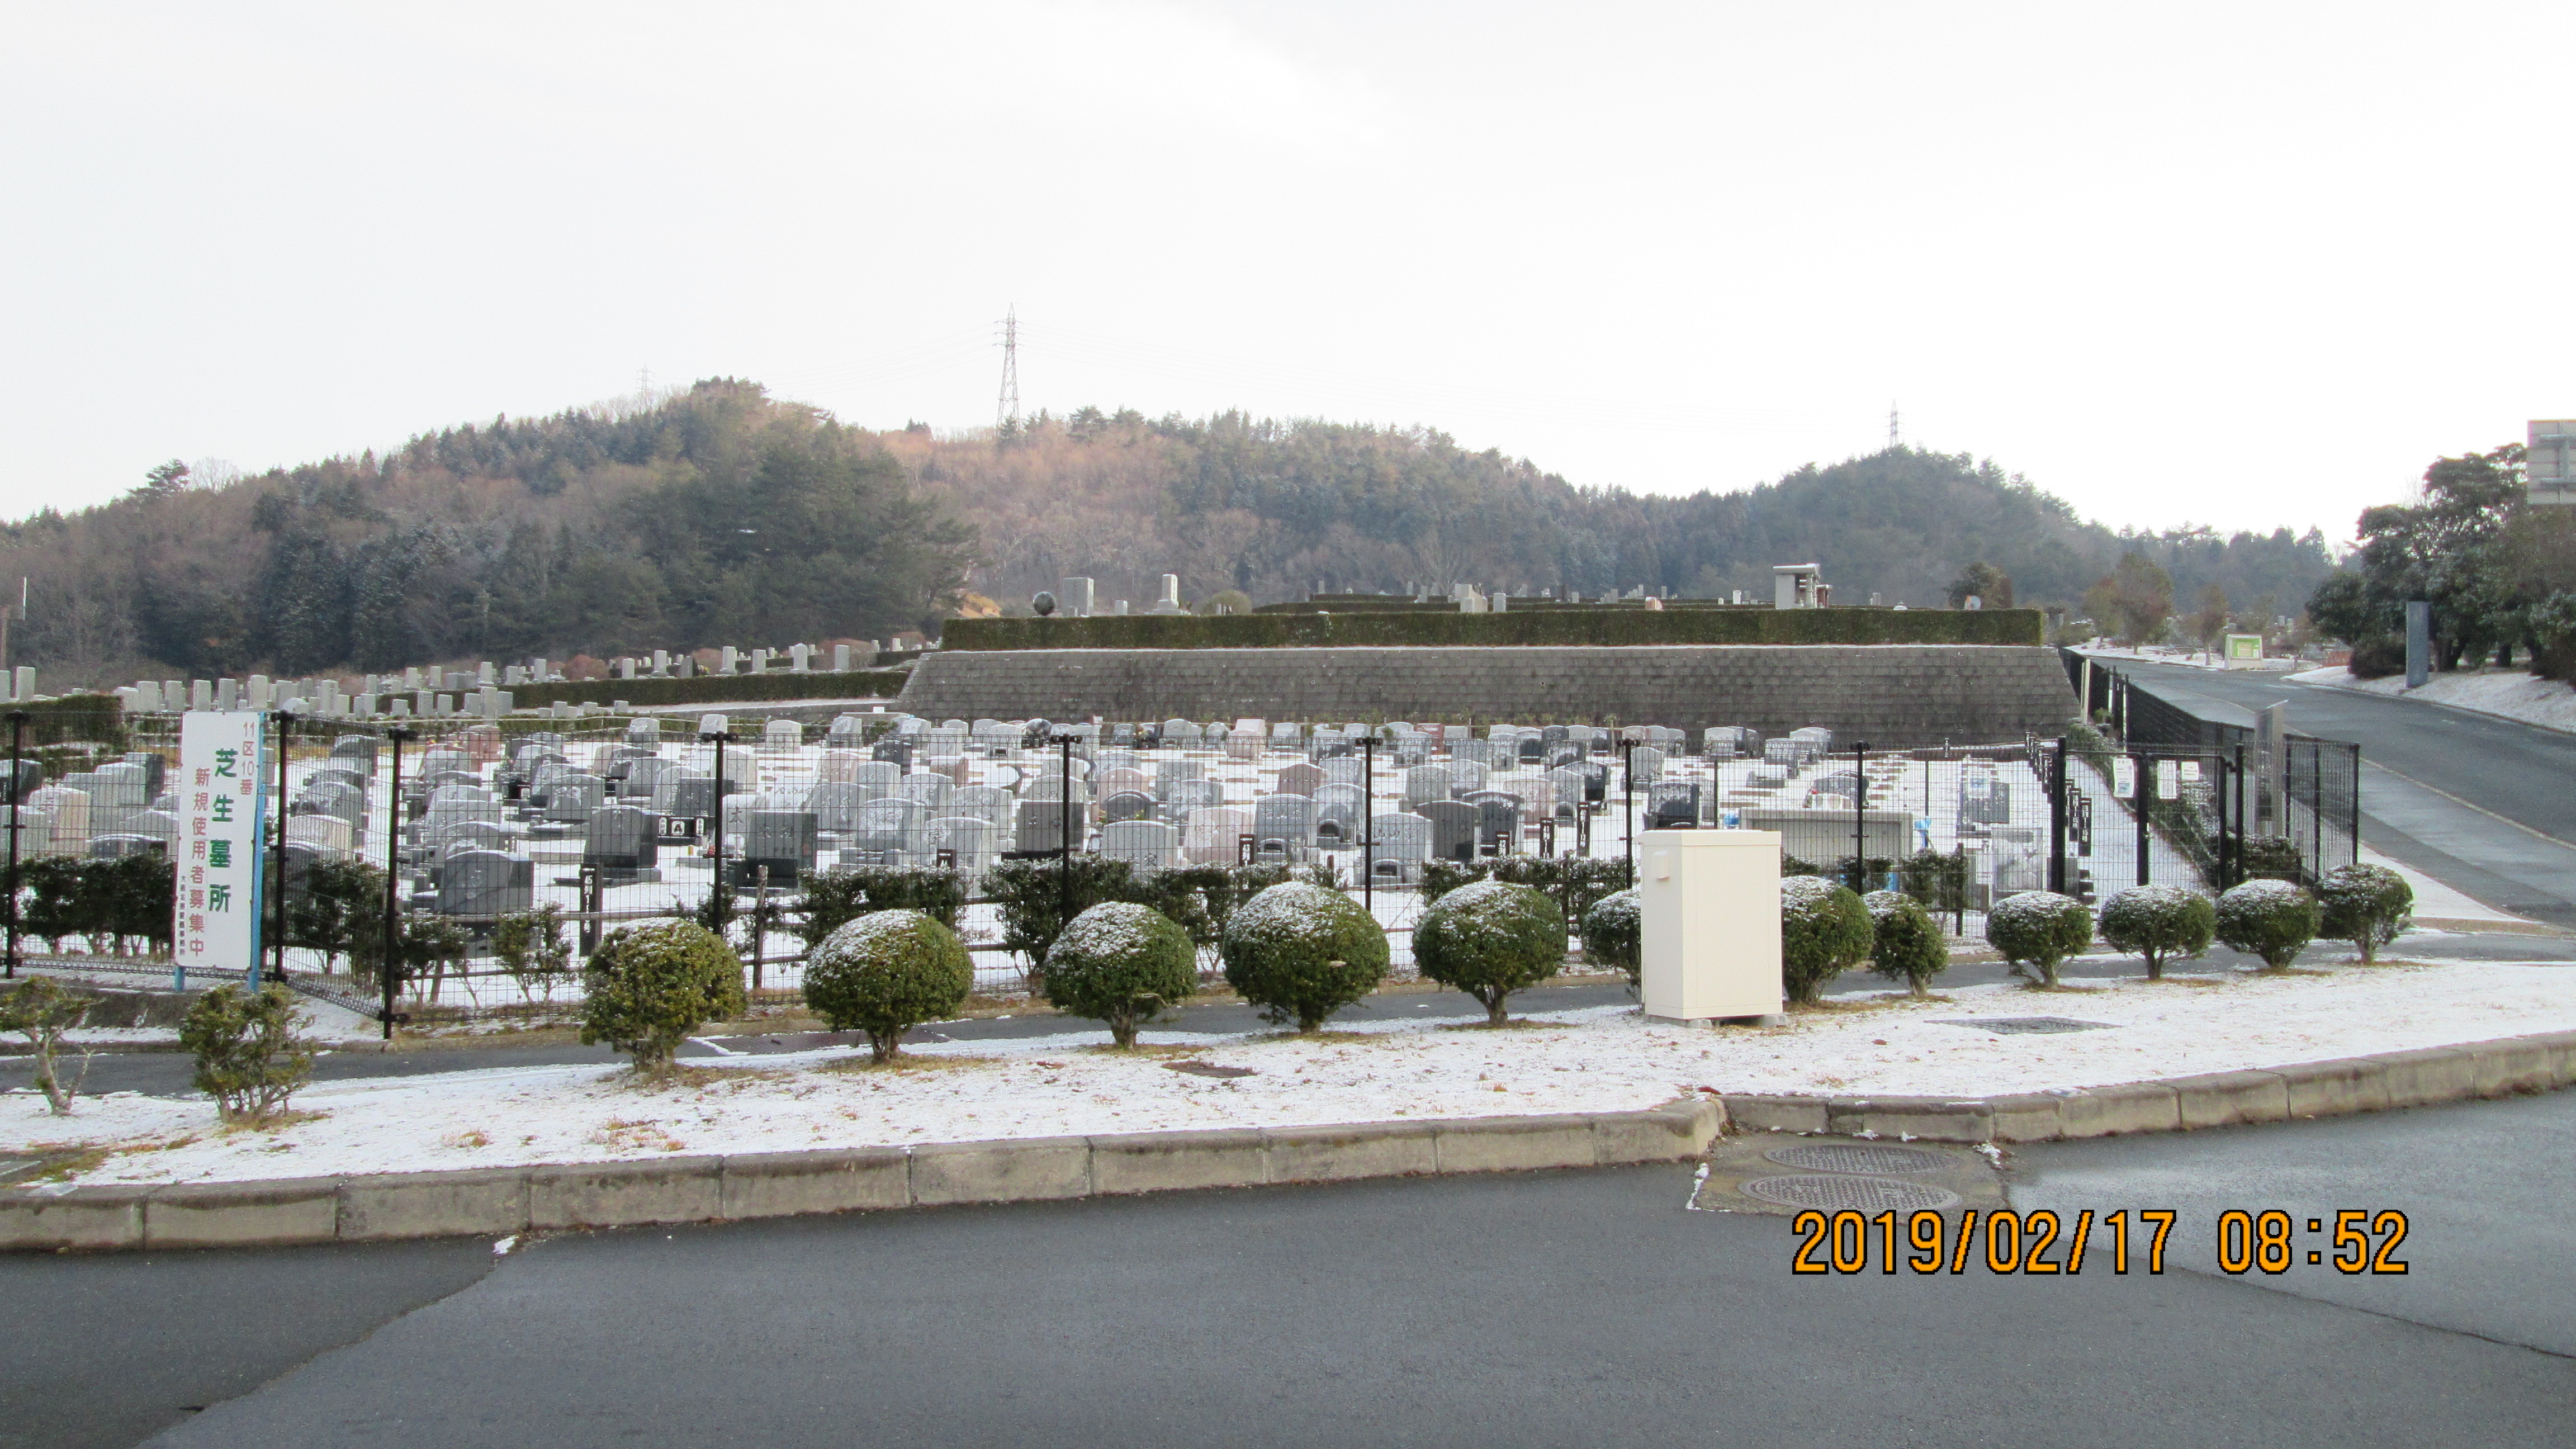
1789,1209,2412,1276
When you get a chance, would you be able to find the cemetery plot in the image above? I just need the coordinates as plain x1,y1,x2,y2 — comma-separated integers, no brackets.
62,712,2237,1021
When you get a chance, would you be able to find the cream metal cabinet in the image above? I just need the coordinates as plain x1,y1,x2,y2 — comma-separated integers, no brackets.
1638,828,1783,1022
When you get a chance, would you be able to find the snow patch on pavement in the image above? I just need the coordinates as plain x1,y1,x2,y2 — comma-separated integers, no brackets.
10,960,2574,1188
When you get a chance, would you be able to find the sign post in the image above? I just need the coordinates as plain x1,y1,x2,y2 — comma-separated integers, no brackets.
174,711,267,989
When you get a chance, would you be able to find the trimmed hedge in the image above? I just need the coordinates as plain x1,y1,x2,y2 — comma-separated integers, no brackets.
2096,884,2215,981
1040,902,1199,1048
1987,891,2095,988
1219,880,1389,1032
803,909,976,1062
16,694,127,751
943,608,2045,651
579,920,749,1074
2315,863,2413,964
1781,876,1874,1005
2214,879,2319,970
1580,888,1641,987
1861,889,1948,998
509,669,912,709
1411,879,1567,1025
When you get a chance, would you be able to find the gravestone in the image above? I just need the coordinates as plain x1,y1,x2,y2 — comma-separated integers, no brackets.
928,815,997,873
1277,762,1326,798
1313,783,1364,844
850,797,924,864
1464,790,1522,855
1103,789,1157,824
1101,818,1180,872
437,849,534,918
584,804,660,880
1420,799,1479,863
731,810,818,888
1369,812,1431,881
1181,805,1253,864
1252,793,1317,861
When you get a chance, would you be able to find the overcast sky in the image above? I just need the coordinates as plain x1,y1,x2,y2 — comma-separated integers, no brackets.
3,2,2564,537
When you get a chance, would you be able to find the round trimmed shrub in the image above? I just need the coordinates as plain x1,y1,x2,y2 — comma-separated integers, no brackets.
1220,881,1389,1032
1413,879,1567,1025
1579,888,1641,988
1041,901,1199,1048
1861,889,1948,998
580,920,748,1074
2097,884,2215,980
2315,863,2413,964
1782,875,1873,1005
803,909,974,1062
2214,879,2320,970
1987,891,2094,988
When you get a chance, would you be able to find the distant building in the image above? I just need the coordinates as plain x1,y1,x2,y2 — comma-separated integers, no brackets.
2531,420,2576,505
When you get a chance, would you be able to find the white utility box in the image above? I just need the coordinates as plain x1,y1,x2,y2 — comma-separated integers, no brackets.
1638,828,1783,1022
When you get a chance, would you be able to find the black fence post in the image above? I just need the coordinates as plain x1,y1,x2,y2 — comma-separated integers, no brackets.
2048,737,2069,896
267,707,295,988
381,725,413,1040
2133,750,2151,887
3,710,21,979
1360,735,1375,914
1620,739,1636,888
1849,741,1871,894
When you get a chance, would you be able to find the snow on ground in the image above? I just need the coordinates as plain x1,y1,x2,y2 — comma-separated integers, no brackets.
12,958,2574,1188
2290,665,2576,736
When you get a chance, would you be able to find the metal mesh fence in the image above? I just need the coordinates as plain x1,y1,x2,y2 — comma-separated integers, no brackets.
14,706,2363,1019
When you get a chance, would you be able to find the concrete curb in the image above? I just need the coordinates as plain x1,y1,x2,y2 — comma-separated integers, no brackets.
0,1097,1725,1253
1721,1028,2576,1145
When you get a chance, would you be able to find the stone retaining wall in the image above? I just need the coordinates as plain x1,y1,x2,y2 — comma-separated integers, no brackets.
895,645,2077,745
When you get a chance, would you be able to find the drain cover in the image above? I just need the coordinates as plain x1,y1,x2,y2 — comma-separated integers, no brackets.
1933,1016,2120,1034
1762,1143,1952,1175
1739,1176,1963,1211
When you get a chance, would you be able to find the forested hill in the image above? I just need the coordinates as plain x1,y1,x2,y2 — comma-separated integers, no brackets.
1,381,2334,685
917,410,2334,622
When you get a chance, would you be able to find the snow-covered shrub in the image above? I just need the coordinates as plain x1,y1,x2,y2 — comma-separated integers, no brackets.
1,975,98,1115
1040,902,1199,1048
1219,880,1389,1033
1781,875,1873,1005
1580,888,1641,987
579,920,749,1074
2214,879,2320,970
1413,879,1567,1025
802,909,974,1063
2315,863,2413,964
1861,889,1948,998
1987,891,2094,988
181,982,316,1121
2234,836,2303,884
2097,884,2215,980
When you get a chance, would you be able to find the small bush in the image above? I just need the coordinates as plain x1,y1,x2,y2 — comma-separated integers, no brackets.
2215,879,2321,970
1781,876,1873,1005
2234,836,2303,884
1041,902,1199,1048
1220,881,1389,1032
1987,891,2095,987
803,909,976,1062
490,904,575,1002
1580,888,1641,987
1413,879,1567,1025
2097,884,2215,980
180,982,316,1121
579,920,749,1074
1860,889,1947,998
2315,863,2413,963
1,975,98,1115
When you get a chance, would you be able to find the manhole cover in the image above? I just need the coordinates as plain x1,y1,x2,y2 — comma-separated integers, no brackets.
1762,1143,1952,1175
1933,1016,2120,1034
1739,1176,1963,1211
1164,1061,1254,1079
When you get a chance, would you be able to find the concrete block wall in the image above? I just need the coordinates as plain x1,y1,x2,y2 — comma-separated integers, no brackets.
894,645,2078,746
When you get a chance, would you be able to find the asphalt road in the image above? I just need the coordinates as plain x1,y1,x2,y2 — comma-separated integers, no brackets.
6,1092,2571,1449
2115,661,2576,925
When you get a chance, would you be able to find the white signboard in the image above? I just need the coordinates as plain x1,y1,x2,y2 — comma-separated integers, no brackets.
174,712,267,986
2113,758,2137,799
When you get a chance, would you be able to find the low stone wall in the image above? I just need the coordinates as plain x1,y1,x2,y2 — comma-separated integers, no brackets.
894,645,2078,746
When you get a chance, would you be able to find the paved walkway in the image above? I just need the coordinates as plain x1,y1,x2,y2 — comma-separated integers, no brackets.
2115,661,2576,926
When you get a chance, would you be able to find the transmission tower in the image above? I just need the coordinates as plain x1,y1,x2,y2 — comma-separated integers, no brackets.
996,306,1021,434
1888,402,1901,449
